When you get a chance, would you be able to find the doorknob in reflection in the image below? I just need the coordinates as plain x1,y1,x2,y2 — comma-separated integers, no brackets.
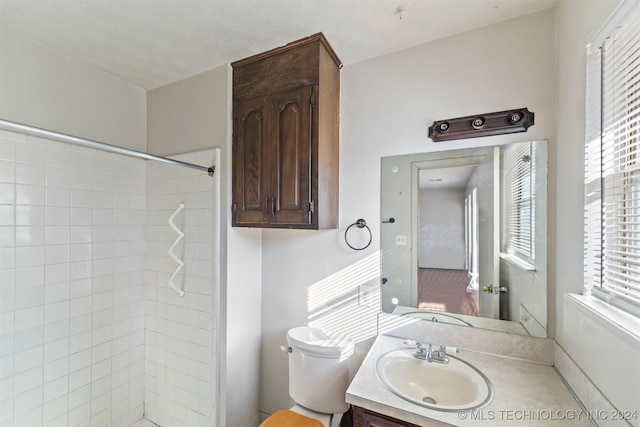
482,285,508,294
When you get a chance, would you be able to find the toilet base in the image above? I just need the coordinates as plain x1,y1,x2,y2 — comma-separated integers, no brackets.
290,404,334,427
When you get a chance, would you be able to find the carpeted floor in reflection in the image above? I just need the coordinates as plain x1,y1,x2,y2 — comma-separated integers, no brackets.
418,268,478,316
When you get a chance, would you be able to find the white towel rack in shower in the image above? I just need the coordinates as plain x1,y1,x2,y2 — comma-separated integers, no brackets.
168,203,186,297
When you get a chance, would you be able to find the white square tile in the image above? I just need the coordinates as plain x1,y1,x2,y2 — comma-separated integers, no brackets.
45,168,70,188
15,206,44,226
14,346,43,373
94,191,113,209
68,400,90,425
15,225,45,246
0,161,15,183
45,263,70,285
69,384,91,409
70,189,93,208
15,306,44,331
14,366,43,395
0,183,14,204
69,331,91,354
70,171,93,190
44,375,69,404
15,246,44,268
70,278,92,298
44,146,69,169
14,286,44,310
70,225,92,243
43,320,69,344
45,282,69,304
45,206,70,226
0,205,14,226
68,348,91,373
16,164,45,186
0,248,13,269
92,341,112,363
44,300,69,324
0,138,16,160
91,377,112,405
16,141,45,165
111,352,130,374
44,337,69,363
13,399,43,424
70,296,92,318
45,244,70,265
43,394,68,422
0,226,14,248
0,312,13,335
44,356,68,382
70,243,91,262
68,152,94,173
15,265,44,289
94,174,113,192
94,208,113,225
0,270,14,293
93,308,113,330
69,367,91,392
46,187,70,207
91,357,110,380
70,262,92,281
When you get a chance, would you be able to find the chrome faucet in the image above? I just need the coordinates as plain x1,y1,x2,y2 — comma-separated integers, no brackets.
410,342,450,364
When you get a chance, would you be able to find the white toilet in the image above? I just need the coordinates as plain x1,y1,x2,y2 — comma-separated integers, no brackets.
262,326,355,427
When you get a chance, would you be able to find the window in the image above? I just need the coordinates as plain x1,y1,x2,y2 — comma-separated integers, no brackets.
503,141,536,267
584,0,640,317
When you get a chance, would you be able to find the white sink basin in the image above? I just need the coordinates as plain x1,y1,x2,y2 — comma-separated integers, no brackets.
375,349,493,411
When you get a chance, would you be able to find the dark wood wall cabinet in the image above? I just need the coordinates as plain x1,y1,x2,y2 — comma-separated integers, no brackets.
352,406,422,427
231,33,341,229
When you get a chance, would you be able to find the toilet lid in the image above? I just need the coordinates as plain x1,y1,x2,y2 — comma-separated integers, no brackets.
287,326,354,359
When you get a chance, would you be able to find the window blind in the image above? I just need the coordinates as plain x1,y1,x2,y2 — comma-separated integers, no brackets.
584,1,640,316
503,141,535,265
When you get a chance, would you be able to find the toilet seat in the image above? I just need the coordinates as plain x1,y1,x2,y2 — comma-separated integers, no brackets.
260,409,324,427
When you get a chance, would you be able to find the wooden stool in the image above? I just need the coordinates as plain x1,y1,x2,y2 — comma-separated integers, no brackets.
260,409,324,427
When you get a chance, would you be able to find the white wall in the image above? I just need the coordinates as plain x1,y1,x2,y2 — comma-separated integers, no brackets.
0,29,146,151
260,9,555,416
144,149,220,426
0,129,146,426
418,188,465,270
0,28,150,427
553,0,640,418
147,66,262,427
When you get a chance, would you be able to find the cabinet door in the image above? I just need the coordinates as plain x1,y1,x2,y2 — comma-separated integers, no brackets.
233,96,270,226
352,406,421,427
268,86,313,226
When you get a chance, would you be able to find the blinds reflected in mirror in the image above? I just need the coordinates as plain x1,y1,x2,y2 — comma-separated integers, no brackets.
503,141,535,266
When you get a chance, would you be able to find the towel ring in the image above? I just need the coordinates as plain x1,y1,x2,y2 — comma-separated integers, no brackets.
345,218,372,251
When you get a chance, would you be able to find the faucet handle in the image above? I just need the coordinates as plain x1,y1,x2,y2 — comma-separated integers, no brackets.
403,339,422,348
440,345,458,354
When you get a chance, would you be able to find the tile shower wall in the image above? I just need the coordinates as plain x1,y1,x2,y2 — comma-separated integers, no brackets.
144,150,220,427
0,130,146,426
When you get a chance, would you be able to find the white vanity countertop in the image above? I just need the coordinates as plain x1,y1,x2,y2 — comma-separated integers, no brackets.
346,334,591,426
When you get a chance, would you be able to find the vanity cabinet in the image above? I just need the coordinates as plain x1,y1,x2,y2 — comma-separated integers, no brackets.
353,406,421,427
231,33,341,229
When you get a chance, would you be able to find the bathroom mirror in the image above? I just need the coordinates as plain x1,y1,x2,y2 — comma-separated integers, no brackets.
380,140,547,337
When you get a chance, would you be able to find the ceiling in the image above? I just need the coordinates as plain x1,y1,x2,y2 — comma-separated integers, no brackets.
0,0,557,91
419,165,477,189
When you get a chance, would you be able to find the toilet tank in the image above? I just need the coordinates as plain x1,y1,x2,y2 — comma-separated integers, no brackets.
286,326,355,414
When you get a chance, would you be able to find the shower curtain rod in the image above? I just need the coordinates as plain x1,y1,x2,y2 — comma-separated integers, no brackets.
0,119,215,176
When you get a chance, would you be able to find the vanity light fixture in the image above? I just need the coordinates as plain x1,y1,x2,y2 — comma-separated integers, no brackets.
428,108,534,142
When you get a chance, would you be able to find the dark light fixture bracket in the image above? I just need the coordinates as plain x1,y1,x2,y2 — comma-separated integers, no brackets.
428,108,534,142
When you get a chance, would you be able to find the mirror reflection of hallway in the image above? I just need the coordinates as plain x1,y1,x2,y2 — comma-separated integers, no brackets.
418,171,479,316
